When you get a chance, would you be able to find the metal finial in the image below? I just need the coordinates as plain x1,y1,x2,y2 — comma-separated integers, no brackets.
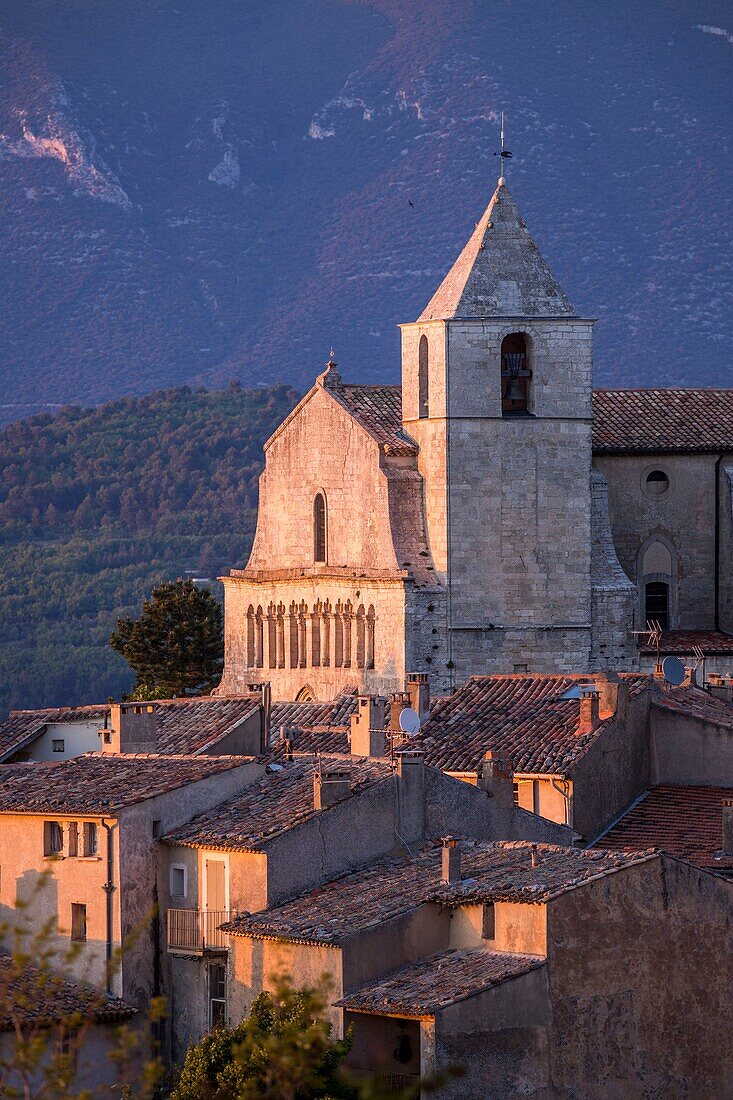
493,110,512,183
328,346,336,363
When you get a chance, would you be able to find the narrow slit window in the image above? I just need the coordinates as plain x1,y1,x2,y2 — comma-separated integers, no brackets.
418,335,429,418
313,494,327,563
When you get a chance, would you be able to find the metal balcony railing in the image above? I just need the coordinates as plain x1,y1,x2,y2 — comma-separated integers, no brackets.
167,909,231,954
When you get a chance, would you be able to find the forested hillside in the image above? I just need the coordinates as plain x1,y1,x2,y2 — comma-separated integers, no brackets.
0,384,299,716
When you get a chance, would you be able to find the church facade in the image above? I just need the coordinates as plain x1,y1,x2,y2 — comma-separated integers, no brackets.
217,178,733,701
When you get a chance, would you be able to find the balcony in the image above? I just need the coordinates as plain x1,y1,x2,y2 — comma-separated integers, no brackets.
166,909,233,955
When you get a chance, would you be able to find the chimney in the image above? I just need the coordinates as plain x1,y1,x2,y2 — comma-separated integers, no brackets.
594,672,629,721
350,695,388,757
682,666,699,688
577,687,601,735
248,681,271,750
388,692,411,732
706,677,733,705
530,844,540,868
441,837,461,884
723,799,733,856
396,749,426,847
478,751,515,811
314,768,352,810
102,703,157,754
406,673,430,724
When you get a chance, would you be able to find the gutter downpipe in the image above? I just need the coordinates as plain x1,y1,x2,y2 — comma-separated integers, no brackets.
101,818,116,997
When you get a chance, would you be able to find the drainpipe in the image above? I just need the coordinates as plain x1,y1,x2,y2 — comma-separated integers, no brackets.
101,818,116,997
715,455,723,632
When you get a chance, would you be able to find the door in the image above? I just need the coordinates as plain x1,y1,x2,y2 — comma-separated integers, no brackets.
205,859,226,911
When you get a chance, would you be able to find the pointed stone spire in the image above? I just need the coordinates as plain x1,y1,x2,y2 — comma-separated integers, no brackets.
419,180,576,321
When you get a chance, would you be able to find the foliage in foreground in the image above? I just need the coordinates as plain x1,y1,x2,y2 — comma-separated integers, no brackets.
0,872,163,1099
110,577,224,698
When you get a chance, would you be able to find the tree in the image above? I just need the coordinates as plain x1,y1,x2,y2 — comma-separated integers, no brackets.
110,578,223,698
170,974,354,1100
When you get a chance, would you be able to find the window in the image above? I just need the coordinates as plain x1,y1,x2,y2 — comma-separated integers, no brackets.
71,903,87,942
82,822,98,857
645,469,670,497
68,822,78,858
482,902,496,939
418,334,429,418
170,865,187,898
645,582,669,630
501,333,531,415
52,739,65,753
209,962,226,1029
43,821,63,857
313,493,327,563
152,820,162,839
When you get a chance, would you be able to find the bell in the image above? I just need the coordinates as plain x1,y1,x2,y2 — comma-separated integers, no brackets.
505,375,524,402
502,352,525,374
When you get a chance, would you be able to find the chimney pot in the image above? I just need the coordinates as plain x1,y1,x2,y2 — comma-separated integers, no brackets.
531,844,540,868
314,769,352,810
350,695,388,757
478,751,515,810
406,673,430,723
441,836,462,884
722,799,733,856
577,687,601,735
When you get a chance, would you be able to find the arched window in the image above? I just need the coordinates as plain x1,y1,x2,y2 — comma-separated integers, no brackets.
501,333,531,415
645,582,669,630
314,493,327,563
418,335,429,419
246,605,255,667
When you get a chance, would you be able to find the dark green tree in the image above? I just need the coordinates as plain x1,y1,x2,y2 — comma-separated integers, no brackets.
170,974,355,1100
110,578,223,698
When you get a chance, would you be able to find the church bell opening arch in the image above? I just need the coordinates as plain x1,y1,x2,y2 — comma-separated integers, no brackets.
500,331,533,416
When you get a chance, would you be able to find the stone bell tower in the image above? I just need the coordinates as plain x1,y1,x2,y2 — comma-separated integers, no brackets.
400,176,596,680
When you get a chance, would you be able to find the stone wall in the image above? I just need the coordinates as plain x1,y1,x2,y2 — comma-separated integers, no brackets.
595,452,723,630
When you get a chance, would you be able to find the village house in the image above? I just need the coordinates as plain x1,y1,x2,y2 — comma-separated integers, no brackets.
160,746,570,1059
223,838,733,1098
0,692,269,762
0,753,262,1012
0,956,138,1094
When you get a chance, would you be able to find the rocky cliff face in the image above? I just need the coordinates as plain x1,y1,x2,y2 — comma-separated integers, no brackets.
1,0,731,422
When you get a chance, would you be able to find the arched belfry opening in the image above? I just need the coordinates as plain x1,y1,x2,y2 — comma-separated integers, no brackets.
639,537,676,631
501,333,531,415
418,335,429,418
313,492,327,563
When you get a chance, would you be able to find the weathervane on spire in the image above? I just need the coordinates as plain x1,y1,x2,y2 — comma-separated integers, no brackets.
493,111,512,183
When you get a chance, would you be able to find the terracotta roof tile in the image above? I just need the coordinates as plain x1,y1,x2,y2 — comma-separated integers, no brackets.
413,674,649,775
594,786,733,871
651,686,733,730
336,948,544,1017
0,696,261,761
592,389,733,454
225,841,653,945
638,630,733,655
271,692,358,733
0,754,252,815
163,755,391,851
328,383,417,456
0,957,135,1030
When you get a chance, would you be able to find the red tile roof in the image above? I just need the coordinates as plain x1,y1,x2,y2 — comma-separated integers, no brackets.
594,786,733,871
0,957,135,1030
164,755,390,851
333,384,417,457
0,696,261,761
271,692,358,733
651,685,733,730
336,948,545,1017
413,674,649,775
0,754,252,815
638,630,733,655
592,389,733,454
225,841,653,945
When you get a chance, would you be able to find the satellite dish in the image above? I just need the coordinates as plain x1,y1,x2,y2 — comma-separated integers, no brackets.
399,707,421,736
662,655,685,687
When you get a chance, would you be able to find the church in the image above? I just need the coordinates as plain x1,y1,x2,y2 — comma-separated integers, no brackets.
217,175,733,701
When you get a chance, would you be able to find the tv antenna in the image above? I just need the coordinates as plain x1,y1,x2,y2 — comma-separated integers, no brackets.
633,619,663,674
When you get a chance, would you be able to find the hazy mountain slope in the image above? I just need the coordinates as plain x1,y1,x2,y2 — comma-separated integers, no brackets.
0,384,298,715
0,0,731,423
